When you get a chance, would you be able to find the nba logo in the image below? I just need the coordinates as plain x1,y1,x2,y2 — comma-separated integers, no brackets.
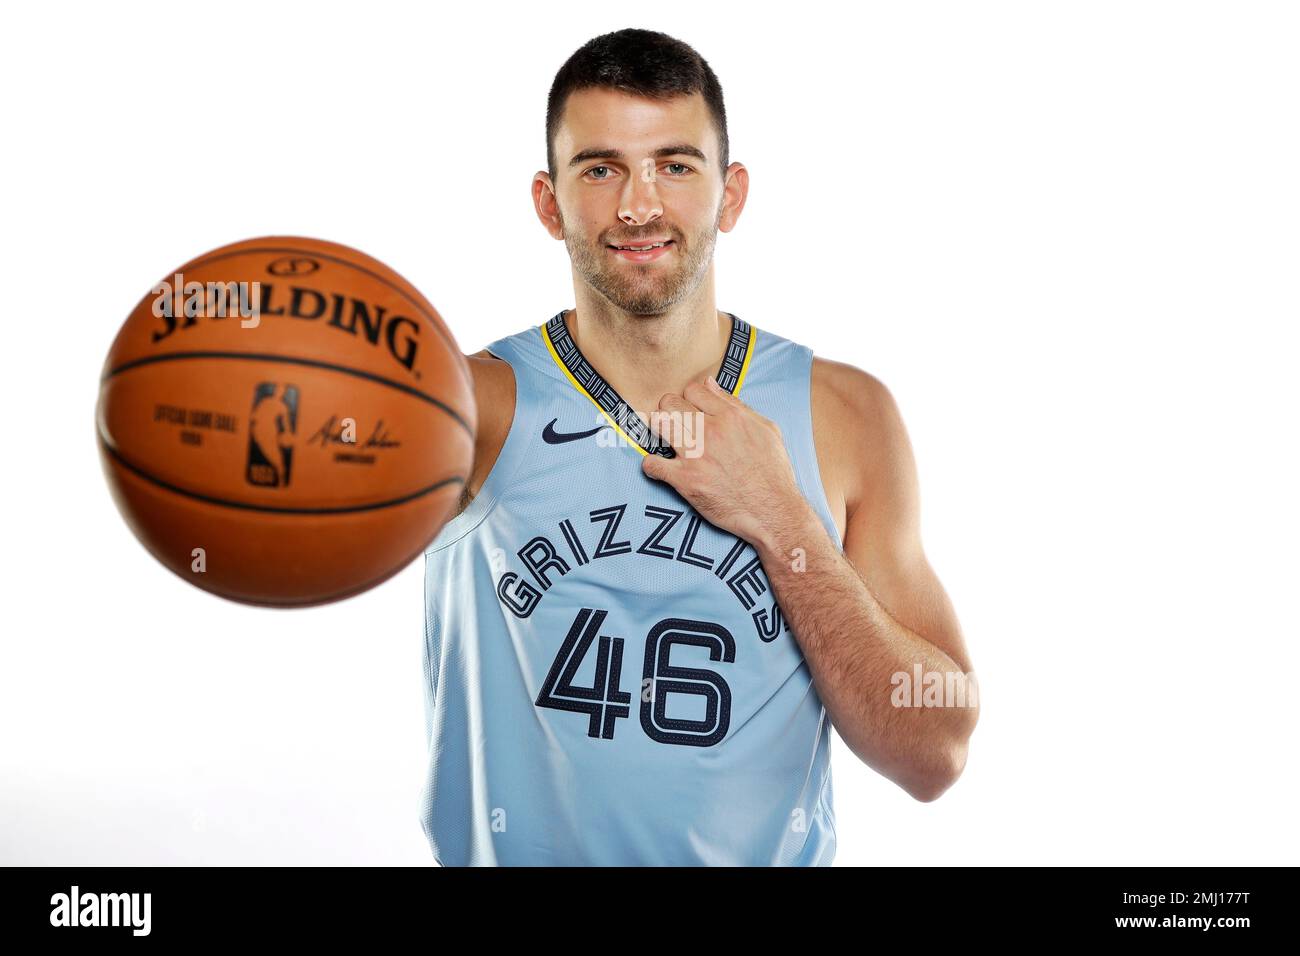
246,383,299,487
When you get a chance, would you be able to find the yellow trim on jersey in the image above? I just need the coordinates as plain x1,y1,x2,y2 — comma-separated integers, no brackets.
734,325,756,396
541,320,651,456
540,317,758,458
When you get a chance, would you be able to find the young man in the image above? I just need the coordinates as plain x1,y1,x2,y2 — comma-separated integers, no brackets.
419,28,978,866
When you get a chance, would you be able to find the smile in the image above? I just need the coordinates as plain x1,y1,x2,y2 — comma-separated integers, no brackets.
608,240,674,261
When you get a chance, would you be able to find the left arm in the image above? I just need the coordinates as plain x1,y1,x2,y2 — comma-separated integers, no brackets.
642,367,978,802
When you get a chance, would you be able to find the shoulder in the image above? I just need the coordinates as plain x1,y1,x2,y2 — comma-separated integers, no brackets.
467,348,515,408
810,356,911,517
811,356,902,435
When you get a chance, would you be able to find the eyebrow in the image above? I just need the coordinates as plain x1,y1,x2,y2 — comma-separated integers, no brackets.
568,144,709,168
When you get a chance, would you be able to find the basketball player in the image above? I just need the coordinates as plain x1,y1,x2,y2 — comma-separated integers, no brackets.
419,28,978,866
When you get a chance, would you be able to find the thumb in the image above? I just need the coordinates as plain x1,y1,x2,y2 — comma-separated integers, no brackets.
641,450,671,482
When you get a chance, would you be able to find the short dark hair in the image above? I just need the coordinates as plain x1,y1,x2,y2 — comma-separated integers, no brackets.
546,28,729,182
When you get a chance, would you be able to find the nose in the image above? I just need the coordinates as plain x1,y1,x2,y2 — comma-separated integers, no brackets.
618,169,663,227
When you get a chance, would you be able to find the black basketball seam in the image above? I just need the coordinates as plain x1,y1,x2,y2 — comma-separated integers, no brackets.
99,438,465,515
179,243,473,389
101,350,473,438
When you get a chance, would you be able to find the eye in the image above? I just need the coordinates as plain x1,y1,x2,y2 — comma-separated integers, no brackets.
665,163,693,176
585,165,614,180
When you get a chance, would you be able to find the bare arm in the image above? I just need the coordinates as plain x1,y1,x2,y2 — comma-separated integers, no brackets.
454,350,515,516
753,361,977,801
643,364,978,802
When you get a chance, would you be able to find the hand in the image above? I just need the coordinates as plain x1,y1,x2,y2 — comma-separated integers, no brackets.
641,373,812,548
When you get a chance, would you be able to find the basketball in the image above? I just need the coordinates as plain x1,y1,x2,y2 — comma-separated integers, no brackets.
96,236,476,607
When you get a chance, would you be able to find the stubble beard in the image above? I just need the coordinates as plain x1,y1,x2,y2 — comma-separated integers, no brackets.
560,198,725,316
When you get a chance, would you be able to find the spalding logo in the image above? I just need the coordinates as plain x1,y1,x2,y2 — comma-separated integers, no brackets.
148,281,422,373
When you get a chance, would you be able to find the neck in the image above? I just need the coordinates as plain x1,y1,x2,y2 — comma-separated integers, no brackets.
564,277,732,415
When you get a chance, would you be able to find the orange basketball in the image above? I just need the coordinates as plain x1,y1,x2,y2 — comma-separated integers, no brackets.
96,236,476,606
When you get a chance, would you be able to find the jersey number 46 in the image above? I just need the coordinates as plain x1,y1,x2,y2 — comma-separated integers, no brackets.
535,607,736,747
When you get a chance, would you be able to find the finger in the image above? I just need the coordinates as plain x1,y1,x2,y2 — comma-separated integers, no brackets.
657,391,699,414
682,374,732,415
647,406,690,452
640,447,678,482
646,393,697,451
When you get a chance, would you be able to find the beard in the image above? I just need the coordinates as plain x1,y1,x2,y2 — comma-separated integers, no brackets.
560,197,725,316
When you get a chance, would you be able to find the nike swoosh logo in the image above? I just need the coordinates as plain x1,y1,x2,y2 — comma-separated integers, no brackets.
542,418,611,444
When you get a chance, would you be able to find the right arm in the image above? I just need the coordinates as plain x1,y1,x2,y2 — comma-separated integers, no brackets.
454,350,515,517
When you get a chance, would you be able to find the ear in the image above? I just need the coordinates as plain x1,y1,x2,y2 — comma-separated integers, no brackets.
532,172,564,240
718,162,749,233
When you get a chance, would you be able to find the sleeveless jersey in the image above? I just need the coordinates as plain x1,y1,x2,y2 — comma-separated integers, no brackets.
419,310,844,865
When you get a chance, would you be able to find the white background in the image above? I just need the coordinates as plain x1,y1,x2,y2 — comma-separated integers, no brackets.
1,0,1296,865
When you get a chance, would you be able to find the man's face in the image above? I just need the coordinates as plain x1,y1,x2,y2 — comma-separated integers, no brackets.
548,88,728,315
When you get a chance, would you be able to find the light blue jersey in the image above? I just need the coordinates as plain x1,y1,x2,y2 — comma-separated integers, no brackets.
419,310,843,865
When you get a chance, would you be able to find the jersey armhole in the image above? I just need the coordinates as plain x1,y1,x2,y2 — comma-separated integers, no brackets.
424,345,536,553
799,349,846,552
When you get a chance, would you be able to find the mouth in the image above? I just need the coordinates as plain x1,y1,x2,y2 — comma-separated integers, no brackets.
607,239,674,262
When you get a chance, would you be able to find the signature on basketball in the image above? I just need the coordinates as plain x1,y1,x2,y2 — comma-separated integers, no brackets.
307,415,401,449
